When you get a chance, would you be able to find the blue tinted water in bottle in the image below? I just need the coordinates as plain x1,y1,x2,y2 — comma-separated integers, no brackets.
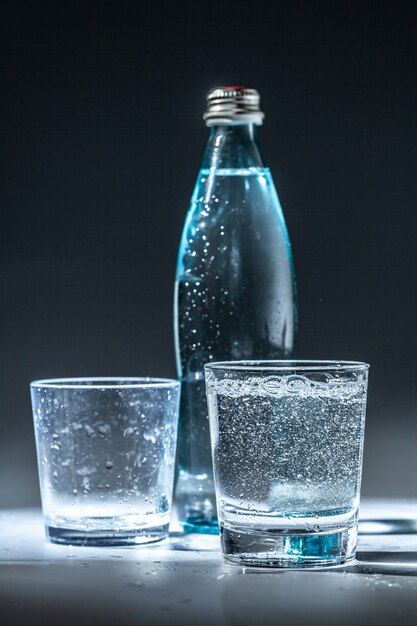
174,87,297,533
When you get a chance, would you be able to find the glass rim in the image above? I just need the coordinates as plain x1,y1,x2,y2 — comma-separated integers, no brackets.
204,360,369,373
30,377,180,390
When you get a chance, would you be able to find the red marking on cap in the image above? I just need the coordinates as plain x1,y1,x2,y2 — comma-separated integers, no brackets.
223,86,250,90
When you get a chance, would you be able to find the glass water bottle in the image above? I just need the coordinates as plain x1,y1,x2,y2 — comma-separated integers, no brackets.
174,86,297,533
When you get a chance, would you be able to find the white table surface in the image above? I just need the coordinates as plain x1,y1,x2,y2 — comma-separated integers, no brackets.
1,500,417,626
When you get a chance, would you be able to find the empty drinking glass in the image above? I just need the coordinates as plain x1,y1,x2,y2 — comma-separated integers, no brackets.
31,377,180,546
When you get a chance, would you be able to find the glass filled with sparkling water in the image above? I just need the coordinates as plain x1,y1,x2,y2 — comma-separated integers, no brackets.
205,361,369,567
31,378,180,546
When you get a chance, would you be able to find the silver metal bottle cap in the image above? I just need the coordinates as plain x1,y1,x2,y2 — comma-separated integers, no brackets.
203,86,265,126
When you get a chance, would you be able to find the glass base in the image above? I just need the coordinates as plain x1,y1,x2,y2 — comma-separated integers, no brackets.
46,523,169,546
221,523,357,568
175,467,218,534
182,519,219,535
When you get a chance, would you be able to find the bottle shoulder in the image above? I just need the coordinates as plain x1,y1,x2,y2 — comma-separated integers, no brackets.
184,167,283,227
176,179,293,278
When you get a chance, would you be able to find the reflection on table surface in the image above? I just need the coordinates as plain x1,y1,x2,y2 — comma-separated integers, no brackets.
1,502,417,626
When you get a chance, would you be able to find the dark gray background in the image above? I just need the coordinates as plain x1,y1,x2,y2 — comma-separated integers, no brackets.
0,1,416,507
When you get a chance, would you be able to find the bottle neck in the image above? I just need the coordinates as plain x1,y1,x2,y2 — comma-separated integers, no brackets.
201,123,264,170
